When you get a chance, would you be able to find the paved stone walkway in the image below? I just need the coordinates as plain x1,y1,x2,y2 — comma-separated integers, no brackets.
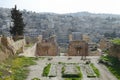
26,56,118,80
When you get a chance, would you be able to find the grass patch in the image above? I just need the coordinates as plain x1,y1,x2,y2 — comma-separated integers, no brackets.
107,66,120,80
62,66,65,74
90,63,100,77
76,66,82,78
100,55,120,79
0,56,37,80
111,38,120,45
42,63,51,76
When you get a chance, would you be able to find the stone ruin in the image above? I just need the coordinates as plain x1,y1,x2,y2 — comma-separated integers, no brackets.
68,32,89,58
36,35,58,56
0,35,26,61
99,38,111,50
109,42,120,59
0,33,89,61
67,40,88,57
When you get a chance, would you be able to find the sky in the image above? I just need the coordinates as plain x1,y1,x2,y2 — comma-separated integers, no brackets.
0,0,120,14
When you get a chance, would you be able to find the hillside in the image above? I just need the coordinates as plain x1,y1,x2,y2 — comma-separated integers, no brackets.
0,7,120,43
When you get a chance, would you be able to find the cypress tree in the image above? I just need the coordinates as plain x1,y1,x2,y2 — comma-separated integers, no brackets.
10,5,25,37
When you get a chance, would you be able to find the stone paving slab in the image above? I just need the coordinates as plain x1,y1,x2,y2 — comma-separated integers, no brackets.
48,64,57,77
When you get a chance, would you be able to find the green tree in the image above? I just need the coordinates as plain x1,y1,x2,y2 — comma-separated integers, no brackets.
10,5,25,37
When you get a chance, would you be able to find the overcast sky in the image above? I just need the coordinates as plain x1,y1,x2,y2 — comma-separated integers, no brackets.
0,0,120,14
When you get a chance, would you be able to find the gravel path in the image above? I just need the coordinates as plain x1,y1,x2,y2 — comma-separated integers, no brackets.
91,58,117,80
26,58,48,80
26,56,117,80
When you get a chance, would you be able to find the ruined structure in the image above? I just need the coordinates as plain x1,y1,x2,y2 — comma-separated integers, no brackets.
67,41,88,57
0,36,26,61
82,34,90,43
108,39,120,59
36,35,58,56
109,44,120,58
68,32,88,57
99,38,111,50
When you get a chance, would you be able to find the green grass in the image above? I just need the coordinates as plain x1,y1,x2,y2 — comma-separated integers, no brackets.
76,66,83,78
62,66,65,74
42,63,51,76
111,38,120,45
107,66,120,80
100,55,120,80
101,55,120,65
90,63,100,77
0,56,37,80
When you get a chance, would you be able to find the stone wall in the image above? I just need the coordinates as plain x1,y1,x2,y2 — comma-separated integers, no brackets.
0,36,26,62
1,36,15,55
0,50,9,62
36,36,58,56
0,36,9,62
1,36,26,52
36,42,58,56
11,39,26,53
99,38,111,50
67,40,88,56
82,34,90,43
